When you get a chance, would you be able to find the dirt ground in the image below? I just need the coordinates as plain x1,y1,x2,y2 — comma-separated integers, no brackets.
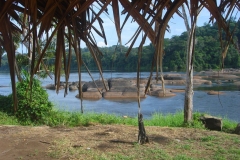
0,124,239,160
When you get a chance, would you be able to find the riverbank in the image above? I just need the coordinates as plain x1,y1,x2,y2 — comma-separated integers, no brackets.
1,83,240,159
0,110,238,132
0,110,239,160
0,124,239,160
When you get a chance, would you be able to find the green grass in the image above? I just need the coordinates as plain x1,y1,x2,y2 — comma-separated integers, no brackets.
0,108,237,134
47,132,240,160
44,110,138,127
201,135,216,142
222,118,238,132
43,110,208,129
0,112,20,125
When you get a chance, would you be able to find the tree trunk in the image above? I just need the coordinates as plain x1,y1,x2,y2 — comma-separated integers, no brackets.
182,5,198,123
138,113,149,144
184,37,194,122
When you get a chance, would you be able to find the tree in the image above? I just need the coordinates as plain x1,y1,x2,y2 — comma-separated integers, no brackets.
182,3,201,123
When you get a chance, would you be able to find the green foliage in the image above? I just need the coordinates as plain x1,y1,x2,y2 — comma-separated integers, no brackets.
0,94,13,114
16,54,29,70
14,70,53,124
78,20,239,72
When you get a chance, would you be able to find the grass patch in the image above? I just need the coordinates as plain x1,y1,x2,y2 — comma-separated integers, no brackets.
222,118,238,133
44,110,138,127
43,110,218,130
0,106,237,133
145,112,185,127
201,135,216,142
0,112,20,125
46,126,240,160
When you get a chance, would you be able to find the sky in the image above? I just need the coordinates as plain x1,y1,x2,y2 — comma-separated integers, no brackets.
16,2,239,53
92,5,212,48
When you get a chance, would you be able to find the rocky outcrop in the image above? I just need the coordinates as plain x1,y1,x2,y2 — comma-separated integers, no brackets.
193,76,203,79
207,90,224,95
76,80,108,99
129,78,149,85
234,81,240,85
44,81,85,91
149,84,162,91
200,115,222,131
163,74,184,80
147,89,176,97
44,84,56,90
193,79,212,85
103,90,146,99
170,89,185,93
82,79,108,92
153,74,186,85
208,74,239,80
75,88,102,99
75,90,102,100
102,91,123,99
108,78,134,89
152,79,186,85
103,78,146,99
164,80,186,85
154,79,212,85
69,84,78,91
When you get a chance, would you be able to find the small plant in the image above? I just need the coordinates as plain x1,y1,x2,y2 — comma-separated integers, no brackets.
14,70,53,124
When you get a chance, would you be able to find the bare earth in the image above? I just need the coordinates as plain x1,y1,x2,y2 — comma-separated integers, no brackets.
0,125,239,160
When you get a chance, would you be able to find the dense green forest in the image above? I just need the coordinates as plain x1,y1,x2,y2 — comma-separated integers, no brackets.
1,20,240,72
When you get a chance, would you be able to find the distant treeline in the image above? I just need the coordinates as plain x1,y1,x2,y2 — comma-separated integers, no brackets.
1,20,240,72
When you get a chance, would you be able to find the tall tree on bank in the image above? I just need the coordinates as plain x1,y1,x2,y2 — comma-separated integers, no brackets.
182,2,202,123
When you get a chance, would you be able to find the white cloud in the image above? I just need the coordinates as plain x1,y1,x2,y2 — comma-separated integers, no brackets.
97,41,108,47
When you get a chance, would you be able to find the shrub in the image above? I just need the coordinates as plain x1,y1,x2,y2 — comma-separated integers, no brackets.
0,94,13,114
14,70,53,123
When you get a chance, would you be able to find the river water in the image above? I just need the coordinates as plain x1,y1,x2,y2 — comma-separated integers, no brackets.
0,72,239,122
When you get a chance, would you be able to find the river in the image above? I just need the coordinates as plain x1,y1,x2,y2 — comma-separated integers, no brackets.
0,72,239,122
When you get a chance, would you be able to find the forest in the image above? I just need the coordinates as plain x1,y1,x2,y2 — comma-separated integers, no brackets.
1,20,240,72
